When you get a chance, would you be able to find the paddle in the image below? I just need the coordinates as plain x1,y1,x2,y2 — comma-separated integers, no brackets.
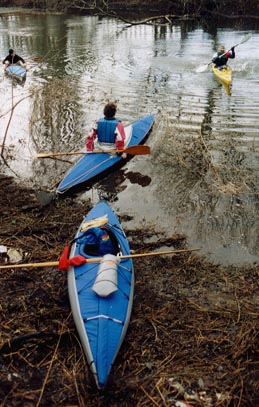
0,247,200,269
195,33,252,73
30,57,43,62
36,145,150,158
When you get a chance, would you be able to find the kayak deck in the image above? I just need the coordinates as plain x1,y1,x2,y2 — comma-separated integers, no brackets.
212,64,232,86
5,64,26,81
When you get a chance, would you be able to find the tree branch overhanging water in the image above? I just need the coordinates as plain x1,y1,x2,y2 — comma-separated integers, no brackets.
2,0,259,19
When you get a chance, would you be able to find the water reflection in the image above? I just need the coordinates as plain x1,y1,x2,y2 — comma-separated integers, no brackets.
124,171,151,187
1,10,259,265
78,169,127,203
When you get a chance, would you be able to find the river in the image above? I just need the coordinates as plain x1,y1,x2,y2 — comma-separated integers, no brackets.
1,8,259,265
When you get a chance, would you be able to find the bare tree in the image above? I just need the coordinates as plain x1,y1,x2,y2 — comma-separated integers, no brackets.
60,0,200,24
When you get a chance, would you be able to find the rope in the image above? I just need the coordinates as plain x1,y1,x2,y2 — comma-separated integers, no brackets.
83,315,124,325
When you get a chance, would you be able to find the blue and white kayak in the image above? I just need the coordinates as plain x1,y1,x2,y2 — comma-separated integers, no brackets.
56,114,155,195
67,200,134,389
5,64,26,81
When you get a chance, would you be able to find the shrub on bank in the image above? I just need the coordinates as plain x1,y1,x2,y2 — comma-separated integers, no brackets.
1,0,259,16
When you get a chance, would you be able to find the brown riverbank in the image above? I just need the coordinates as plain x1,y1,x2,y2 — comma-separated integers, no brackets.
0,175,259,406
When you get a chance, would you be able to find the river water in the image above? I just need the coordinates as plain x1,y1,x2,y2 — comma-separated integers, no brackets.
1,8,259,265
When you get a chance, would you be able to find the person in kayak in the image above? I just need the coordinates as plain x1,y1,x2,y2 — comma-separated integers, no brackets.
3,49,26,69
212,45,235,69
86,102,127,157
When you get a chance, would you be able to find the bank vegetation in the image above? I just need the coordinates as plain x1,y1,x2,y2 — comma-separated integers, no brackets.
1,0,259,20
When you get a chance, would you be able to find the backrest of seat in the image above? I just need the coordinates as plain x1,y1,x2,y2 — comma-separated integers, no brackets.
82,226,120,257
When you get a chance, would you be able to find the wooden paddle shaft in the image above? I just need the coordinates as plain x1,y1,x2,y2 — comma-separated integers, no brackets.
36,145,150,158
119,247,200,259
0,248,200,269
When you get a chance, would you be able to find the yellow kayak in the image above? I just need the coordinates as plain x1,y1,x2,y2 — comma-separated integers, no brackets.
212,64,232,86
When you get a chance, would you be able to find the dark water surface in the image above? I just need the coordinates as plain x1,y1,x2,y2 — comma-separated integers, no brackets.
1,8,259,265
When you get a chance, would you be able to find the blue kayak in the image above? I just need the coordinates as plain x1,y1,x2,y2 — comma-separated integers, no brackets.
5,64,26,81
56,114,155,195
67,200,134,388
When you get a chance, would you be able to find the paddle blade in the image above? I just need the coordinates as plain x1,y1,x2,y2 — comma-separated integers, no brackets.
31,56,43,62
239,33,252,45
124,145,150,155
196,64,209,73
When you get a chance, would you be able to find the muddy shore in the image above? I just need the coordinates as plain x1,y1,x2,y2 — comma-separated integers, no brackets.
0,175,259,406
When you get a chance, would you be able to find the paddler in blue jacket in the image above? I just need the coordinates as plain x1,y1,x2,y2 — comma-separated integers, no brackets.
212,45,235,70
86,102,126,157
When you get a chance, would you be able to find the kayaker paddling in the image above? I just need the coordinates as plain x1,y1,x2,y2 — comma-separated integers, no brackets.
196,34,251,73
212,45,235,70
2,49,26,70
86,102,127,158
